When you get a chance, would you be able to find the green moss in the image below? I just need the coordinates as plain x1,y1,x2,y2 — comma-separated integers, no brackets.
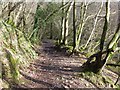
65,45,73,53
116,85,120,90
5,48,20,84
79,71,117,88
0,19,37,86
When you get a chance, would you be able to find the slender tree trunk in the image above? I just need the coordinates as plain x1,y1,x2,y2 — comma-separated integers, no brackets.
100,1,120,72
50,22,53,39
60,0,65,45
63,1,73,45
83,0,120,73
96,0,110,72
62,15,67,45
59,1,64,44
7,2,12,21
83,0,111,73
76,3,87,51
84,2,103,49
72,0,77,52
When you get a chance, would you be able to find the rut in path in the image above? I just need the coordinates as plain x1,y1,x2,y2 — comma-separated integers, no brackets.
19,39,118,89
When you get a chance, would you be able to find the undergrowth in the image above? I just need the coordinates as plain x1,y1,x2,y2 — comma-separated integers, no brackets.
78,71,118,88
0,19,37,88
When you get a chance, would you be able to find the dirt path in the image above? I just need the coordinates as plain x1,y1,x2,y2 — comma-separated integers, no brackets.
19,39,119,89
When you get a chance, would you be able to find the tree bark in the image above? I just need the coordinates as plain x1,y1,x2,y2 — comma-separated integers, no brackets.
76,3,87,51
50,22,53,39
84,2,103,49
83,0,111,73
62,1,74,45
72,0,77,52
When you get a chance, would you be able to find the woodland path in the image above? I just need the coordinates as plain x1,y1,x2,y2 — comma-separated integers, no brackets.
19,39,119,89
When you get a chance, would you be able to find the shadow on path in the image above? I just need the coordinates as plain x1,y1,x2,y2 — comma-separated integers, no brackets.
20,71,65,89
20,39,106,88
33,63,84,73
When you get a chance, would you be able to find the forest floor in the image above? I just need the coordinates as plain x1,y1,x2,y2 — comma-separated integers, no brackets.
18,39,119,89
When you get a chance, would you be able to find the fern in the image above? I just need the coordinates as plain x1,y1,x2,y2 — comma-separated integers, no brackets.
4,48,19,84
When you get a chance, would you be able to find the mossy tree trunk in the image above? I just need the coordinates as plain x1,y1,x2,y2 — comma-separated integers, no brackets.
98,0,120,73
83,0,120,73
72,2,88,53
83,0,111,73
101,1,120,71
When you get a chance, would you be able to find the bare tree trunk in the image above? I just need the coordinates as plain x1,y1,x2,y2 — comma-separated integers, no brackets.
7,2,12,21
72,0,77,52
101,1,120,72
84,2,103,49
83,0,111,73
63,1,74,45
96,0,111,72
60,0,65,45
76,2,87,51
72,2,88,52
102,1,120,71
50,22,53,39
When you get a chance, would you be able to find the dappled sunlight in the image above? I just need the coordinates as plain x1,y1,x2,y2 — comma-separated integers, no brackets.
0,1,120,89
